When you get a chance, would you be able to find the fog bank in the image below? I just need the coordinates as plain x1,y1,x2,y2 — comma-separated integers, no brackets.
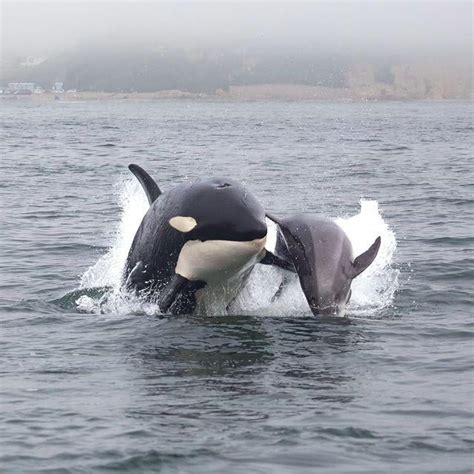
2,2,472,60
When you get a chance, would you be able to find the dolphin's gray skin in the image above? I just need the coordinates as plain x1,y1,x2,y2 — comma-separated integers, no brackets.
268,214,381,316
125,164,268,314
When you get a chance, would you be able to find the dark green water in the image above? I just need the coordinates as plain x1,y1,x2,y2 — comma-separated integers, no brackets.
1,100,472,472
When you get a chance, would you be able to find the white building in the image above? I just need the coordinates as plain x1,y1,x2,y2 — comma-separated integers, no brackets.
51,82,64,93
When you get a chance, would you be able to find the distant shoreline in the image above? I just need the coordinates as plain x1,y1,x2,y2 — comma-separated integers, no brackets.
1,84,472,103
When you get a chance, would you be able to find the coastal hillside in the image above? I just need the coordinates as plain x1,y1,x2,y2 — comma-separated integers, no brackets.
2,46,472,100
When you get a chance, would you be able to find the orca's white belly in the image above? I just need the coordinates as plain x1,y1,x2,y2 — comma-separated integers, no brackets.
175,237,266,283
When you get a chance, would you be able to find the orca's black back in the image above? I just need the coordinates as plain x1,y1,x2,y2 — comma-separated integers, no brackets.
125,187,187,291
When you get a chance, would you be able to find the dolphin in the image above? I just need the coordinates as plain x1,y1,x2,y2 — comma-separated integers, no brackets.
267,213,381,316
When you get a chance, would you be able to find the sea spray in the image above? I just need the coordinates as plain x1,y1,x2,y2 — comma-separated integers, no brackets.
80,178,148,290
77,178,151,314
336,200,399,316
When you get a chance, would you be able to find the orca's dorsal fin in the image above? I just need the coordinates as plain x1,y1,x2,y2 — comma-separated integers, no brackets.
128,164,162,205
351,236,381,279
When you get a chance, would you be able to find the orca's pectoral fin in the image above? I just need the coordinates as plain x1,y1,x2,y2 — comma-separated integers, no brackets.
128,164,162,205
158,274,206,315
351,236,381,279
260,250,296,273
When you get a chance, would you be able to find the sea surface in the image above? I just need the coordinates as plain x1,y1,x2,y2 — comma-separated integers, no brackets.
0,99,472,473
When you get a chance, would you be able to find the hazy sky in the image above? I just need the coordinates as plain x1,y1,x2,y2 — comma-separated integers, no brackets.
1,1,472,60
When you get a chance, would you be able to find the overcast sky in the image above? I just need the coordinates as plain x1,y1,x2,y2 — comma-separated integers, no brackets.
1,1,472,60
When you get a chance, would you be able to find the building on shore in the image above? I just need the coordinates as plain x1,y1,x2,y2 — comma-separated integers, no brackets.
51,82,64,93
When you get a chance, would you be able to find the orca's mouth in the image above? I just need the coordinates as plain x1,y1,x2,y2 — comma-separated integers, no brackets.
238,225,268,242
248,225,267,241
195,222,267,243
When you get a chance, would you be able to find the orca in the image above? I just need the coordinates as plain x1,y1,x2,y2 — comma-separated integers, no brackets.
124,164,269,314
267,213,381,316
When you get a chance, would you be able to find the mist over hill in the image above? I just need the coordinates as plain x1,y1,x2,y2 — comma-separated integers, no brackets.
2,2,472,100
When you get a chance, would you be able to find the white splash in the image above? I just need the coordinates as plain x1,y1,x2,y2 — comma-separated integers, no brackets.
336,200,399,316
77,177,398,318
77,178,152,315
80,178,148,290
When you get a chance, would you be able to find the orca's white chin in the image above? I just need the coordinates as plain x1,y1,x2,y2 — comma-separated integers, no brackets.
175,236,267,284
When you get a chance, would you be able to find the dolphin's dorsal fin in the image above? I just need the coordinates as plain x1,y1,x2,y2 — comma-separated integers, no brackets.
351,236,381,279
128,164,162,205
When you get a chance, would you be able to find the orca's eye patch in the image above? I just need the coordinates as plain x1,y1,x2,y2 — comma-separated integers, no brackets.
169,216,198,233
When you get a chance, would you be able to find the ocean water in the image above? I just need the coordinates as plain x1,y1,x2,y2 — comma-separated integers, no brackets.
0,99,472,473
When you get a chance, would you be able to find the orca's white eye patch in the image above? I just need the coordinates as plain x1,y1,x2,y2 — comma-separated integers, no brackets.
169,216,197,233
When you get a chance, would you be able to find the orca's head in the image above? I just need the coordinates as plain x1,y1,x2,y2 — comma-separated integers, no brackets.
171,178,267,243
278,215,381,317
169,178,268,284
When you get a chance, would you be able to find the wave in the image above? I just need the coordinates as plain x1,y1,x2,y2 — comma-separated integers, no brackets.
76,177,399,318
